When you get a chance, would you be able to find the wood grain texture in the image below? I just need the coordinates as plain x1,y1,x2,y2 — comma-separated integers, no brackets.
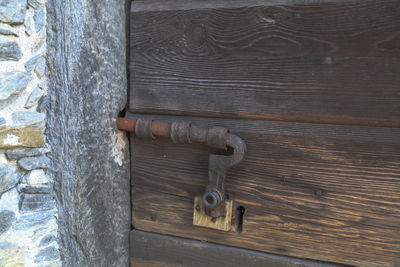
129,114,400,267
132,0,355,12
131,229,342,267
130,0,400,127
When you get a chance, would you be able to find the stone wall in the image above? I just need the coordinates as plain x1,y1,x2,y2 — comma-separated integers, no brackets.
0,0,60,266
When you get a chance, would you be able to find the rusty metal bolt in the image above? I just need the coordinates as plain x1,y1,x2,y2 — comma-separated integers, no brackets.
207,127,228,149
203,188,222,209
170,121,191,143
135,119,155,139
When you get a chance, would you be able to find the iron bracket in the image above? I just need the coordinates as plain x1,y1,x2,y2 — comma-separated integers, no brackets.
117,117,246,226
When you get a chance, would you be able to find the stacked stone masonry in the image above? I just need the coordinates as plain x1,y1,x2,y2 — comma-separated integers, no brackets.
0,0,60,266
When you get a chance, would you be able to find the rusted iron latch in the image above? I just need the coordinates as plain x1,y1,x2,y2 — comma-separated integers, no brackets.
117,117,246,231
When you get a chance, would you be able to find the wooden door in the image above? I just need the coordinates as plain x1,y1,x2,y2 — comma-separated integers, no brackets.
128,1,400,266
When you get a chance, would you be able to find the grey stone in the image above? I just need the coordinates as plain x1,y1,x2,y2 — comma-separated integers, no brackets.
46,0,130,265
0,0,26,24
0,241,16,250
38,82,45,89
0,71,32,101
13,210,54,230
32,34,44,53
19,193,55,213
0,210,15,234
0,117,5,125
0,41,22,61
37,94,48,113
34,246,59,263
6,147,50,160
0,27,17,36
17,156,50,171
25,86,43,108
34,6,45,32
39,234,57,247
0,164,21,196
28,0,44,9
22,169,50,185
34,56,46,78
39,262,61,267
25,54,41,71
18,184,52,194
33,226,46,236
12,110,45,127
24,15,33,36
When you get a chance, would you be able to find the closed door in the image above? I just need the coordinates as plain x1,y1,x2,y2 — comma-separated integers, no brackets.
127,1,400,266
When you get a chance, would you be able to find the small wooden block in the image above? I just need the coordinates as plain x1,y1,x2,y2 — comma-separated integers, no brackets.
193,196,232,232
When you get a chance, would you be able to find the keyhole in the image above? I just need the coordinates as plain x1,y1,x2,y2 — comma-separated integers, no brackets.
236,206,245,233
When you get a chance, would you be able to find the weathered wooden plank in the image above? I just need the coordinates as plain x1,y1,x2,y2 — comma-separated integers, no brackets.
130,0,400,127
129,114,400,267
132,188,400,267
132,0,355,12
131,229,341,267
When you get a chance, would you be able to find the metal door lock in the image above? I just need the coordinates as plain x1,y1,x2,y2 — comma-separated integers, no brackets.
117,117,246,231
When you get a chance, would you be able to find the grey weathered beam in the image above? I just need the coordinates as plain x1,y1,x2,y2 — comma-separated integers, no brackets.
46,0,131,266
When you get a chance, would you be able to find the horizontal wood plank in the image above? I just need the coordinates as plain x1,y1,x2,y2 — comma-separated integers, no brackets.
132,0,356,12
129,114,400,267
130,0,400,127
131,229,341,267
